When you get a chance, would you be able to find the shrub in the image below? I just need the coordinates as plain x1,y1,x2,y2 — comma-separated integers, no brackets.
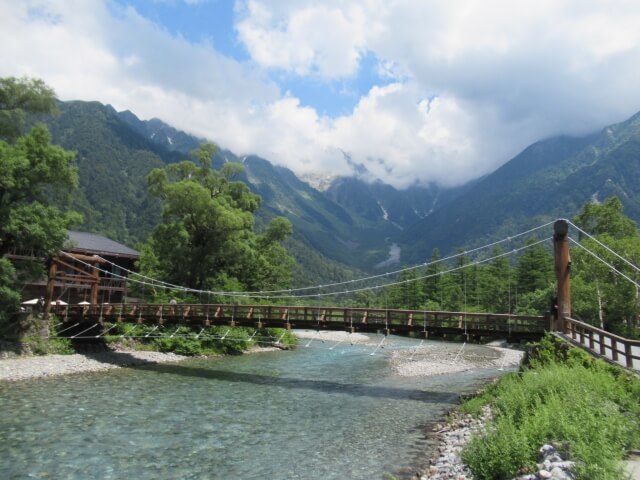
461,336,640,480
153,337,202,356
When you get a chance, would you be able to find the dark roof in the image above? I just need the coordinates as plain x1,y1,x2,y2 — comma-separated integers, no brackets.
65,231,139,258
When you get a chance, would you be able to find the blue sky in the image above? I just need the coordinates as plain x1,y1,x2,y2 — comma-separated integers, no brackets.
111,1,244,59
111,0,391,117
2,1,640,187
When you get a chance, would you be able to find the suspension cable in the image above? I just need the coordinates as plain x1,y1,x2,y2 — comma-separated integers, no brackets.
93,220,555,295
60,237,552,300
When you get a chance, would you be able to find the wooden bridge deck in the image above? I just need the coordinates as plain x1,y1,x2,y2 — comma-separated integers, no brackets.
50,303,548,341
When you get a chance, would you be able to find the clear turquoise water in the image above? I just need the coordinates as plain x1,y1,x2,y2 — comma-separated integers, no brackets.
0,335,504,479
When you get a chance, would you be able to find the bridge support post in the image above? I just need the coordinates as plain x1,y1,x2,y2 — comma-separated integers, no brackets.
553,220,571,332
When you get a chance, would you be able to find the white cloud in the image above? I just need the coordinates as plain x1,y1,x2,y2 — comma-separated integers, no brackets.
234,0,640,184
1,0,640,189
236,1,369,78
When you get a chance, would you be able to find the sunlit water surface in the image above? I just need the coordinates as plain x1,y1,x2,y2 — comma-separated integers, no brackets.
1,335,508,479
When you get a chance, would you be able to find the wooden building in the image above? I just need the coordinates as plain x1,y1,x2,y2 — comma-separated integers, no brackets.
13,231,139,305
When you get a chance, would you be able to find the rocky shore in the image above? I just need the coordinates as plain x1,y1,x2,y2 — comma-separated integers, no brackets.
0,349,189,382
422,407,580,480
423,407,491,479
391,343,524,377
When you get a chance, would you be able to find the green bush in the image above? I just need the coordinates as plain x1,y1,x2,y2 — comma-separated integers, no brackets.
103,322,296,356
463,419,536,479
461,335,640,479
153,337,202,356
254,327,297,349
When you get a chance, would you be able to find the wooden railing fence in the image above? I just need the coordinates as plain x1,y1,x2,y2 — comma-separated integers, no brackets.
565,317,640,369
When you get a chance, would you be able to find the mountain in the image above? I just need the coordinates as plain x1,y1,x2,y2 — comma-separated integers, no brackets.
116,108,465,269
118,110,203,154
402,111,640,262
237,155,400,268
42,101,184,245
40,99,640,277
36,101,406,283
326,176,474,230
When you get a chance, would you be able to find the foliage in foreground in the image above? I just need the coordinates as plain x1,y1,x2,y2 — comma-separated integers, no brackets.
104,323,296,356
460,335,640,480
0,76,80,324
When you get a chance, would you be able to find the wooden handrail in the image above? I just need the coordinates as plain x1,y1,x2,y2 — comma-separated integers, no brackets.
566,317,640,346
565,317,640,369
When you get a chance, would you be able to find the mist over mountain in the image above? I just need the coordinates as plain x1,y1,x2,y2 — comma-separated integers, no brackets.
401,111,640,263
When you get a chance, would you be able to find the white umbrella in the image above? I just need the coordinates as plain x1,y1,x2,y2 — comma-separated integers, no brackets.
50,300,68,305
77,301,91,305
21,298,39,305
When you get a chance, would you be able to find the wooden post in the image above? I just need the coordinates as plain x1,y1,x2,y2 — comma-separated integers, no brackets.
625,342,633,369
553,220,571,332
44,260,58,319
90,260,100,305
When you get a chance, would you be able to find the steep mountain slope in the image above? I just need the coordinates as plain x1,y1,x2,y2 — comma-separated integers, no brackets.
239,155,398,268
402,111,640,262
326,176,474,230
118,110,203,154
42,101,184,245
114,111,416,268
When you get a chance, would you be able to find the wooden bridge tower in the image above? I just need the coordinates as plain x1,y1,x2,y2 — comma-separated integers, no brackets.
553,219,571,332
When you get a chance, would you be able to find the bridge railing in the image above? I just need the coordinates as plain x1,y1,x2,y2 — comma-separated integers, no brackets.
565,317,640,369
49,303,547,338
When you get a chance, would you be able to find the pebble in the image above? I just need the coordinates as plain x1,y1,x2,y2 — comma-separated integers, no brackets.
0,349,189,382
420,413,579,480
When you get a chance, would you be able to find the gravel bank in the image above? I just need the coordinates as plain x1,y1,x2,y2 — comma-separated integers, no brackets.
0,349,189,382
392,342,524,377
293,329,371,344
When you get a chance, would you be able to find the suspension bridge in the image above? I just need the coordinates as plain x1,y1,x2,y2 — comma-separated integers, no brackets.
48,302,547,341
41,219,640,370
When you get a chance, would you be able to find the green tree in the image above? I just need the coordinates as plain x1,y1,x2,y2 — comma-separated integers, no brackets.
571,197,640,336
141,143,294,295
447,250,471,311
0,77,79,323
516,240,554,295
574,196,637,239
0,258,20,317
480,247,513,313
0,77,57,141
388,268,422,309
423,248,444,309
0,125,80,256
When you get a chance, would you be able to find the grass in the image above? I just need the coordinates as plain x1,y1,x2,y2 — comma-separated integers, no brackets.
460,334,640,480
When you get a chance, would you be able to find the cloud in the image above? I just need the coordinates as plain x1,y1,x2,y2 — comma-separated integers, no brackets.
236,1,368,78
2,0,640,189
235,0,640,184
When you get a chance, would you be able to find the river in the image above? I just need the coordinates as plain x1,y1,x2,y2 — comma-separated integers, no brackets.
0,334,509,479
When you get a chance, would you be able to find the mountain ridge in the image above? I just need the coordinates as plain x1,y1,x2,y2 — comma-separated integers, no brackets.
37,99,640,277
401,110,640,262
